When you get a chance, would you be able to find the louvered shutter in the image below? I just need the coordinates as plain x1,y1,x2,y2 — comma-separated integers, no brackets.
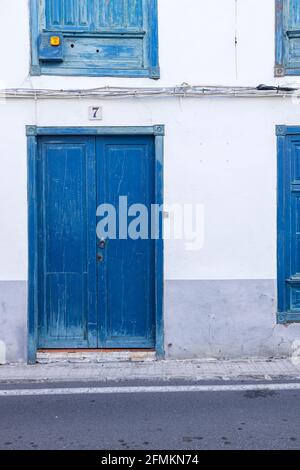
32,0,159,78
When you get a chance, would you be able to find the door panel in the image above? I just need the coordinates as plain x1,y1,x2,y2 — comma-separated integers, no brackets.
45,0,144,32
97,137,155,348
38,137,97,348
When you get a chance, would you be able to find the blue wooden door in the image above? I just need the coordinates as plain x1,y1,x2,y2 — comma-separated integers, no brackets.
37,137,97,348
96,136,156,348
37,135,155,349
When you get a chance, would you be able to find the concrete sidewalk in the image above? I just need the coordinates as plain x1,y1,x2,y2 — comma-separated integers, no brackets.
1,358,300,383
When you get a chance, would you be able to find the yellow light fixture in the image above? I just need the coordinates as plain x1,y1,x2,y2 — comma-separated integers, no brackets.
50,36,61,47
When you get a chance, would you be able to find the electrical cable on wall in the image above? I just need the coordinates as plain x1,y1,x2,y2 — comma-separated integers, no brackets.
0,84,298,100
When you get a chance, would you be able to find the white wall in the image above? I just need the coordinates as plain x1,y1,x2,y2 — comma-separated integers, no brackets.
0,0,299,282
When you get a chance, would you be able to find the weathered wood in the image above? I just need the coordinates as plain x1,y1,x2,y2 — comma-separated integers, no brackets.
276,0,300,76
30,0,160,78
277,126,300,323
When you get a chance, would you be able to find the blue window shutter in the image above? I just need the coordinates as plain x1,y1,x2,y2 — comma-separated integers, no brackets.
276,0,300,76
31,0,159,78
277,126,300,324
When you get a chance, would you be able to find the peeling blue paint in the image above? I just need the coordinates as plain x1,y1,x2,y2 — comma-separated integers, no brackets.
277,125,300,323
30,0,160,78
275,0,300,76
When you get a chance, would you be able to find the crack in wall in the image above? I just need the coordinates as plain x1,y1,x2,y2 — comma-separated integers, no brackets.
235,0,238,81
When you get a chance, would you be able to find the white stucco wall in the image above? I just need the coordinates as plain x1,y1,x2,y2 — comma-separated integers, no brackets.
0,0,297,282
1,1,300,361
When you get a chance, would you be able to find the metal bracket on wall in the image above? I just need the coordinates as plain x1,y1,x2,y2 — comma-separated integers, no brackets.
274,65,285,77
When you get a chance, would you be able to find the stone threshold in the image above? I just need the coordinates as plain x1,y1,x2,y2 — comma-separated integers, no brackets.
36,350,157,364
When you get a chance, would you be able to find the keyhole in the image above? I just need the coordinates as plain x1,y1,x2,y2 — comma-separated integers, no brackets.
70,44,75,48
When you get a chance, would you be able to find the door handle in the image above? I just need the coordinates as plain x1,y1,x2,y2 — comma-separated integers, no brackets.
97,253,104,262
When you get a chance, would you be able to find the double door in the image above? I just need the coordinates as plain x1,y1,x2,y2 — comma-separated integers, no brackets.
37,135,156,349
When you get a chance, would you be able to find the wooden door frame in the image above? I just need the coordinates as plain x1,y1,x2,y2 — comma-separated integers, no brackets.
26,125,165,364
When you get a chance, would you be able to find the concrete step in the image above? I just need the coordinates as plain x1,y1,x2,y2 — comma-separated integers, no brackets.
1,358,300,384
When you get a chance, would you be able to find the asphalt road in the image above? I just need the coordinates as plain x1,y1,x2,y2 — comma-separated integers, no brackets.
0,381,299,450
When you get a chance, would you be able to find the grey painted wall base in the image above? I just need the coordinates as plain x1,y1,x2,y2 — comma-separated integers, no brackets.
165,280,300,360
0,282,27,363
1,280,300,363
